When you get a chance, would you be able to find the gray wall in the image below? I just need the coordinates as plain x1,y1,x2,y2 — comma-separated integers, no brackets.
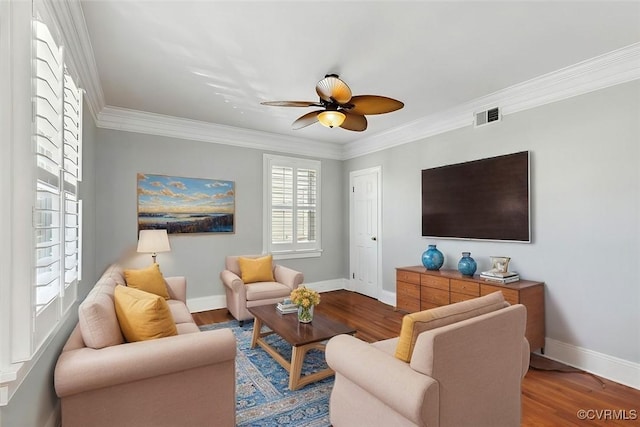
1,100,99,427
93,130,347,299
345,81,640,363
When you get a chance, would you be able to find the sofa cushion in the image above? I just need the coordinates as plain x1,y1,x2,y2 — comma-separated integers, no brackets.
124,263,170,299
245,281,291,301
114,285,177,342
78,279,125,349
394,291,507,362
238,255,275,284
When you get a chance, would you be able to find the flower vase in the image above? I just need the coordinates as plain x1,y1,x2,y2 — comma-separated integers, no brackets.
457,252,477,276
297,305,314,323
421,244,444,270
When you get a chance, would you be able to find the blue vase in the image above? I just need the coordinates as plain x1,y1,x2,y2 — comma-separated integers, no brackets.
422,245,444,270
458,252,477,276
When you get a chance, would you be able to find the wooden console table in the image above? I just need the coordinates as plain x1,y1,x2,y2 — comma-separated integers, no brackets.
396,266,545,352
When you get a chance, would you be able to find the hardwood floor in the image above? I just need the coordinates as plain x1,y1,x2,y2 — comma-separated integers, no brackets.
192,290,640,426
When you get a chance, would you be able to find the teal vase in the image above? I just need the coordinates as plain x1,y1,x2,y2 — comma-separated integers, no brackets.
457,252,477,276
421,245,444,270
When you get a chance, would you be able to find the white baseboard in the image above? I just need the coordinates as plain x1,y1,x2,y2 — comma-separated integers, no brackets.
187,294,227,313
309,278,349,293
542,338,640,390
378,289,396,307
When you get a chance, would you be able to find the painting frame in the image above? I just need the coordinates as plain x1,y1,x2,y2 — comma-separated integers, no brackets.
137,173,235,234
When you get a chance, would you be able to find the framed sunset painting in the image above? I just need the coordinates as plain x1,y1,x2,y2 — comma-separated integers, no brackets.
137,173,235,234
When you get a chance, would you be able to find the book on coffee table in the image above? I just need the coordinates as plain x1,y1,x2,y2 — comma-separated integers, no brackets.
276,301,298,314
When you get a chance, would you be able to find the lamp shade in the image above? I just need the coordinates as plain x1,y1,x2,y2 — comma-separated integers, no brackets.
317,110,346,128
137,229,171,254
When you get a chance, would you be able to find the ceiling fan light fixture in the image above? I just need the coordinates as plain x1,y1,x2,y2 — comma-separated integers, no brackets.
317,110,346,128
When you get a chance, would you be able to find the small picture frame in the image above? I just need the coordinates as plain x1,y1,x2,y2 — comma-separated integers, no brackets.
490,256,511,273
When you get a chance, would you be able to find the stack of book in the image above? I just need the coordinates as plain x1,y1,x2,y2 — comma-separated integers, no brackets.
480,270,520,284
276,300,298,314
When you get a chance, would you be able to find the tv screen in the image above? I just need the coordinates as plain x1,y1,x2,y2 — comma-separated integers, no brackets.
421,151,530,242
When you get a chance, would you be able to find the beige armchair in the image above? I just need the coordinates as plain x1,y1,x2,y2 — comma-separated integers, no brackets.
326,292,530,427
221,254,304,325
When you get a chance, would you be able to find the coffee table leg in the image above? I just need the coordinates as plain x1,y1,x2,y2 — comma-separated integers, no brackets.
251,317,262,349
289,345,306,390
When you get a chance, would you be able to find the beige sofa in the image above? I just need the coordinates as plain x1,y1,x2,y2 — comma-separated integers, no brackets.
54,264,237,427
221,254,304,325
326,292,530,427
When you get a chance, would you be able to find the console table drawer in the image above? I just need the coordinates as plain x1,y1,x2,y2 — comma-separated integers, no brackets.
450,279,479,296
450,292,477,304
421,275,449,291
481,284,519,305
396,282,420,312
421,287,449,306
397,270,421,285
397,281,420,299
397,294,420,312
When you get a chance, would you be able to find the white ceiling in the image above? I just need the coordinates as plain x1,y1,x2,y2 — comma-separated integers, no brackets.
79,1,640,146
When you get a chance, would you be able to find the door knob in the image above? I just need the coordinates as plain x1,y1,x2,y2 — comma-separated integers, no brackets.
371,236,377,241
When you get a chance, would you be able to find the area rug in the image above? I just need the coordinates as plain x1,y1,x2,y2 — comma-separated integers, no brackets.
200,320,332,426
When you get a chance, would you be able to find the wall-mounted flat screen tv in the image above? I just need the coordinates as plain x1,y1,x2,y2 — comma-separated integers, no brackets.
421,151,530,242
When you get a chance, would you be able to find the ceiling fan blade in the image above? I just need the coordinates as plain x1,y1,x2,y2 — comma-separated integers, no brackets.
292,111,321,130
261,101,321,107
316,75,352,104
340,111,367,132
347,95,404,115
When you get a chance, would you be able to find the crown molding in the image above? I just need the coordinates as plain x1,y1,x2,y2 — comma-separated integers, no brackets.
51,1,639,161
96,106,344,160
343,42,640,159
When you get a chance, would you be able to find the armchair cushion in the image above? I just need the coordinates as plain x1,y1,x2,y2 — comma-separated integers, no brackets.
394,291,507,362
222,255,304,323
124,263,170,299
114,285,177,342
238,255,275,284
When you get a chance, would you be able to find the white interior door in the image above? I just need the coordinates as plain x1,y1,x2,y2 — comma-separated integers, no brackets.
349,167,381,299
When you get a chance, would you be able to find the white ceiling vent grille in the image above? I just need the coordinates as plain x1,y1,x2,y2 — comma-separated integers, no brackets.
474,107,501,127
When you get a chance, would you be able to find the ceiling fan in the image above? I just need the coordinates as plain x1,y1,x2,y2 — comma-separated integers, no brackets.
261,74,404,132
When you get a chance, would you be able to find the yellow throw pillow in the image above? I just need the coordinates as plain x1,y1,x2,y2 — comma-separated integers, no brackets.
124,263,170,299
394,291,506,362
395,310,437,362
238,255,275,284
114,285,177,342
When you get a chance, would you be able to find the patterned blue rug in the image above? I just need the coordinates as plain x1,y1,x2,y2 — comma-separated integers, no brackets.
200,320,332,426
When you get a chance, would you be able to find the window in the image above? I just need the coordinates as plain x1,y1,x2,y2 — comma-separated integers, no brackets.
263,155,321,258
0,6,83,404
32,17,82,350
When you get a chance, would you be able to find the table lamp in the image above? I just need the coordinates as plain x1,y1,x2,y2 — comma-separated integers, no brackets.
137,229,171,263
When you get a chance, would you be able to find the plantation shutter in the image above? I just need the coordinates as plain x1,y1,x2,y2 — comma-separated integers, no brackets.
34,19,63,332
296,168,317,244
62,71,81,313
33,18,82,348
265,155,321,257
271,166,293,245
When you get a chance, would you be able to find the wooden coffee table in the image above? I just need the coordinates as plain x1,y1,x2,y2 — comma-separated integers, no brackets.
248,304,356,390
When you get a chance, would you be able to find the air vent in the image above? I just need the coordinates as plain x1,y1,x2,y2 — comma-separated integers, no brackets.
474,107,501,127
